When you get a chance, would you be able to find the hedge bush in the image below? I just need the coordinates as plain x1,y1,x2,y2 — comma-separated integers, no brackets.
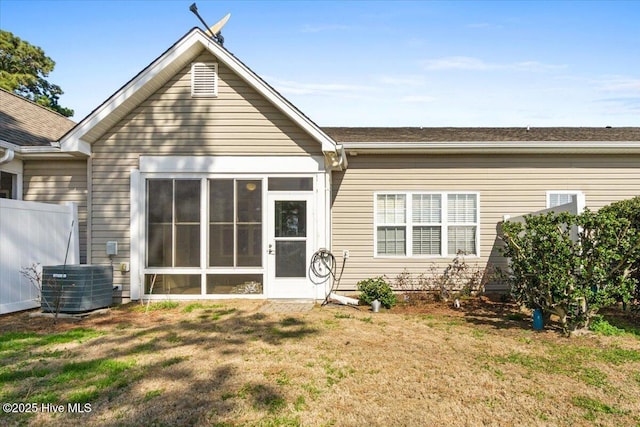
597,196,640,299
501,197,640,333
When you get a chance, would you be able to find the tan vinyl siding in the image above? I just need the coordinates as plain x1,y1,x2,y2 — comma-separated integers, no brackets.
23,160,88,263
331,153,640,293
90,51,322,299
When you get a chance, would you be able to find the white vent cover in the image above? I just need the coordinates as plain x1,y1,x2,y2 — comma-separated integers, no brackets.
191,62,218,97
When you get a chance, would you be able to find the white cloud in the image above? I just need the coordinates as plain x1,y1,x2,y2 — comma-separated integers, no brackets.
265,76,375,96
421,56,567,72
596,76,640,93
422,56,496,71
512,61,568,72
375,75,426,86
598,96,640,107
399,95,436,103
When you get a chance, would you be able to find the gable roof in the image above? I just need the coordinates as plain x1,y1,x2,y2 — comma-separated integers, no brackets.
0,88,75,147
324,127,640,154
59,28,341,160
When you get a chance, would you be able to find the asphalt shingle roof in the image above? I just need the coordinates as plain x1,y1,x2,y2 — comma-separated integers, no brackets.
0,88,75,147
322,127,640,142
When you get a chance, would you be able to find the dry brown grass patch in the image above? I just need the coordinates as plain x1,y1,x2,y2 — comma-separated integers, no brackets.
0,298,638,426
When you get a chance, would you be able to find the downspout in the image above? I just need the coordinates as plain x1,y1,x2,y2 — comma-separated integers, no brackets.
337,145,348,170
0,148,15,165
323,145,348,171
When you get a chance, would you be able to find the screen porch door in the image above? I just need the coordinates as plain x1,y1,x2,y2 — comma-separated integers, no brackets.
266,194,315,299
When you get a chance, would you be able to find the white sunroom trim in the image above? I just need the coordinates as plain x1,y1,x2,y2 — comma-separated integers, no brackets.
129,159,329,301
130,169,142,301
139,155,325,174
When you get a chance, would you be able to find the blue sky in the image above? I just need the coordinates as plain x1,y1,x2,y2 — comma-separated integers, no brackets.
1,0,639,127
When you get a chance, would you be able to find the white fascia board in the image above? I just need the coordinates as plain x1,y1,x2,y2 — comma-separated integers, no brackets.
199,32,338,154
343,140,640,154
139,155,325,173
0,139,80,159
57,137,91,156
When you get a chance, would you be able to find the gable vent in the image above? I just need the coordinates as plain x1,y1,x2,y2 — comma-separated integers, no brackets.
191,62,218,97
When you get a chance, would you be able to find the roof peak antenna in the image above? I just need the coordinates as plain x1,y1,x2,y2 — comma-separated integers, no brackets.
189,3,230,46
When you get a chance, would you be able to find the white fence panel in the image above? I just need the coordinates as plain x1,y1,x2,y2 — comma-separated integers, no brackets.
0,199,79,314
505,199,579,224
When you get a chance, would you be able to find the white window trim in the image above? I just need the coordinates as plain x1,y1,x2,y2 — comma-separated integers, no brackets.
373,191,480,258
191,62,218,97
546,190,585,213
375,194,407,256
0,159,23,200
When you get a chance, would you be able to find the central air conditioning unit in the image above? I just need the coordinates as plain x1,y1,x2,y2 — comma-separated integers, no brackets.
41,265,113,313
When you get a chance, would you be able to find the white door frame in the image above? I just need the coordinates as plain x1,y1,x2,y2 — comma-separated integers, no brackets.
266,193,316,299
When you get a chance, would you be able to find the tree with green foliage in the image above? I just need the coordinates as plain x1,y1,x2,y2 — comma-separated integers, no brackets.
0,30,73,117
501,198,639,334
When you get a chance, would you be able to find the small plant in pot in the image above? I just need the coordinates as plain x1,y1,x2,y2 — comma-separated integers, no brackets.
357,276,397,309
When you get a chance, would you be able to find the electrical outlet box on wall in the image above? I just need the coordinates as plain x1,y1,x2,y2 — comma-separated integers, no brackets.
106,241,118,256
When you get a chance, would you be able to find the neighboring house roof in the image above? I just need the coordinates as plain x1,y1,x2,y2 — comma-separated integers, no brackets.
60,27,343,167
0,88,75,147
324,127,640,154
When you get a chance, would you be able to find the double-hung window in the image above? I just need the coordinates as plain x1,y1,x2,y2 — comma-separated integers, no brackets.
546,191,585,212
412,194,442,255
375,192,479,257
447,194,478,255
376,194,406,255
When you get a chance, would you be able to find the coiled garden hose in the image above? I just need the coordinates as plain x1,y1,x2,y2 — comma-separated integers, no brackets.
309,248,346,306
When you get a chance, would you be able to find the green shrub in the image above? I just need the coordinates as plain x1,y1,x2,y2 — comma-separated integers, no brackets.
357,277,397,308
598,196,640,300
501,196,640,334
589,315,625,336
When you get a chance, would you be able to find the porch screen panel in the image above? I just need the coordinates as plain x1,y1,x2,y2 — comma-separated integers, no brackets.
175,180,201,267
237,180,262,267
210,179,234,266
209,179,263,268
147,179,201,267
147,180,173,267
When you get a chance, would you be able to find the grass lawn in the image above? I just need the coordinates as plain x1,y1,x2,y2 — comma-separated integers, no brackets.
0,298,639,426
